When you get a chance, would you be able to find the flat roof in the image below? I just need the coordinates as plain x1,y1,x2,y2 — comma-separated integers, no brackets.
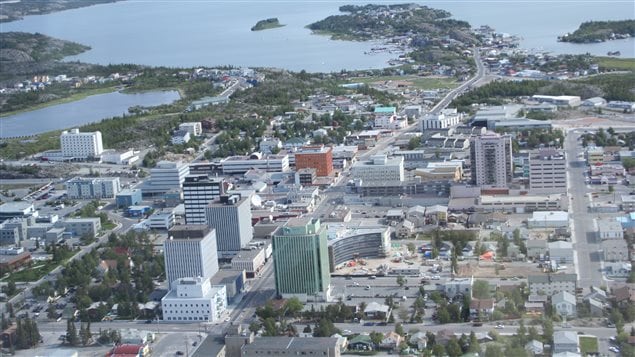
480,194,562,204
0,202,33,212
242,337,339,351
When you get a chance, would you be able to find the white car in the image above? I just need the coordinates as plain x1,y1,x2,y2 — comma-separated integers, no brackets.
495,324,504,329
431,275,441,280
609,346,620,353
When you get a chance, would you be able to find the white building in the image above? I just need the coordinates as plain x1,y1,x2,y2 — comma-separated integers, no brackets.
528,274,577,296
65,177,120,199
529,149,567,193
532,95,581,107
179,122,203,136
527,211,569,228
548,241,574,264
60,128,103,159
61,218,101,237
171,130,191,145
597,219,624,240
204,195,253,257
143,161,190,196
422,108,461,130
161,277,227,323
164,225,219,289
221,154,290,174
147,209,175,230
351,155,404,183
100,150,139,165
231,248,266,277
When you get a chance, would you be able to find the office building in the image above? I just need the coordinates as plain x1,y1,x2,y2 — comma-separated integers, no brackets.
294,145,334,177
204,195,253,257
220,154,289,174
142,161,190,196
164,225,219,289
528,274,577,296
422,108,461,130
326,225,390,272
351,155,404,183
528,149,567,193
65,177,121,199
161,277,227,323
60,128,103,159
61,218,101,237
0,218,27,242
115,189,143,209
183,175,225,225
470,132,513,187
272,218,330,301
241,337,342,357
179,122,203,136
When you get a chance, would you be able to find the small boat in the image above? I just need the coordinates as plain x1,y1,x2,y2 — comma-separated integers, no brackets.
607,51,621,56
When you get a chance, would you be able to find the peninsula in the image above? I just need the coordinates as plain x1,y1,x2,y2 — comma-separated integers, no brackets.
558,19,635,43
0,0,122,23
251,18,285,31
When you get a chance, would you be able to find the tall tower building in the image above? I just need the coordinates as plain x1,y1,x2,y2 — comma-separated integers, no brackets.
272,217,331,301
204,194,253,258
294,145,334,177
183,175,225,225
60,128,103,159
470,132,513,188
164,225,219,289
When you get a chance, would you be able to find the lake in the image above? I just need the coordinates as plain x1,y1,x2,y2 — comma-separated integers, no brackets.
0,90,180,138
0,0,632,73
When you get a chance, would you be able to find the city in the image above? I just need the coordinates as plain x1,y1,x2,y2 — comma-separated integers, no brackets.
0,2,635,357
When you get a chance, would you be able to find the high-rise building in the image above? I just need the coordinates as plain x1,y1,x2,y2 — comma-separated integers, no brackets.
204,195,253,258
142,161,190,196
161,277,227,323
183,175,225,225
528,149,567,193
272,217,330,301
469,132,513,187
164,225,219,289
351,155,404,183
60,128,104,159
65,177,121,199
294,145,334,177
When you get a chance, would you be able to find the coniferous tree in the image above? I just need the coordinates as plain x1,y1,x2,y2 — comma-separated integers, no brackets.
66,320,79,346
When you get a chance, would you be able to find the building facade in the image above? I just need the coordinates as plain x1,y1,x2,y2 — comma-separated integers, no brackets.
60,128,103,159
326,226,390,272
161,277,227,323
183,175,225,225
115,189,143,209
66,177,121,199
164,225,219,289
61,218,101,237
179,122,203,136
528,149,567,193
204,195,253,257
272,218,331,301
528,274,577,296
221,154,290,174
351,155,405,183
294,146,334,177
142,161,190,196
470,133,513,187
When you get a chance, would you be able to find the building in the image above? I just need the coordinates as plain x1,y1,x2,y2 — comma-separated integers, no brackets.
586,147,604,165
204,195,253,257
295,168,317,186
60,128,103,159
231,248,265,278
351,155,404,183
65,177,120,199
183,175,225,225
470,132,513,187
0,202,35,223
161,277,227,323
115,189,142,209
527,211,569,228
272,218,331,301
142,161,190,196
548,241,574,264
601,238,628,262
171,130,191,145
0,251,31,274
553,331,580,354
61,218,101,237
444,277,473,298
326,225,390,272
0,218,27,245
532,95,581,107
528,149,567,193
528,274,577,296
164,225,219,289
179,122,203,136
241,337,342,357
597,219,624,240
294,145,334,177
259,137,283,154
210,269,246,304
476,193,568,213
147,210,175,230
526,240,548,260
100,150,139,165
422,108,461,130
552,291,577,318
221,154,290,174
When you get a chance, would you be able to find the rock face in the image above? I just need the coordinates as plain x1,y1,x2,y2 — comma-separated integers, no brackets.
0,48,34,63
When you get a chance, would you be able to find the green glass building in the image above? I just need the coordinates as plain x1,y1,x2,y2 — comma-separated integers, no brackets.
272,217,331,300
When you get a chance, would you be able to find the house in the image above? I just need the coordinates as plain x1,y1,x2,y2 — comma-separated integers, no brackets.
552,291,577,318
348,335,374,351
548,241,574,263
525,339,544,356
553,331,579,354
363,302,390,320
524,302,545,316
584,286,607,302
586,297,604,317
396,219,415,238
436,329,456,345
408,331,427,350
469,298,495,317
611,285,634,307
526,240,548,260
380,331,402,350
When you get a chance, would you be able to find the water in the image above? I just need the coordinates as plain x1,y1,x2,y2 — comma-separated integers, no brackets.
0,1,632,72
0,90,180,138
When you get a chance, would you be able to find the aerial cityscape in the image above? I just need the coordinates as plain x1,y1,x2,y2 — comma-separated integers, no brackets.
1,1,635,356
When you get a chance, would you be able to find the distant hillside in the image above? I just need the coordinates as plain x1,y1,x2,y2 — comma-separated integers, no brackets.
251,18,285,31
559,20,635,43
0,0,122,22
306,3,479,44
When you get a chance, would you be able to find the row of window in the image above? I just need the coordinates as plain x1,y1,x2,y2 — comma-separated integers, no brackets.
164,303,210,307
165,316,209,321
165,310,210,314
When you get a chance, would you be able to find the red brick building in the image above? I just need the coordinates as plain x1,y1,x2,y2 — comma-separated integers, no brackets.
294,145,333,177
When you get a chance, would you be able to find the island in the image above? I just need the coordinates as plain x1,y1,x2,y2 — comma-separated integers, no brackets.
558,19,635,43
251,18,285,31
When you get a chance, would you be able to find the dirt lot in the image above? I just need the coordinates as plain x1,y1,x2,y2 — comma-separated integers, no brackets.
456,260,543,278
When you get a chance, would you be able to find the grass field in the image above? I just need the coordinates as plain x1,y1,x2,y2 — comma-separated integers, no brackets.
579,336,598,355
352,75,458,90
596,57,635,72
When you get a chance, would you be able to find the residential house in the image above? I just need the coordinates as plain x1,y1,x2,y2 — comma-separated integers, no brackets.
553,331,579,354
470,298,495,318
363,302,390,320
611,285,635,307
408,332,427,350
348,335,374,351
380,331,402,350
552,291,577,318
526,240,548,260
397,220,415,238
524,302,545,316
584,286,607,303
586,297,604,317
528,274,577,296
525,339,544,356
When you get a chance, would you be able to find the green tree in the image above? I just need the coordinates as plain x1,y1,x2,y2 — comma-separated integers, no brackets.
283,297,303,318
516,319,527,346
542,318,554,344
437,305,451,324
369,331,384,346
66,320,79,346
249,322,261,334
262,317,278,336
432,344,446,357
468,331,480,353
396,275,406,287
484,344,503,357
395,322,405,336
313,318,337,337
472,280,491,299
